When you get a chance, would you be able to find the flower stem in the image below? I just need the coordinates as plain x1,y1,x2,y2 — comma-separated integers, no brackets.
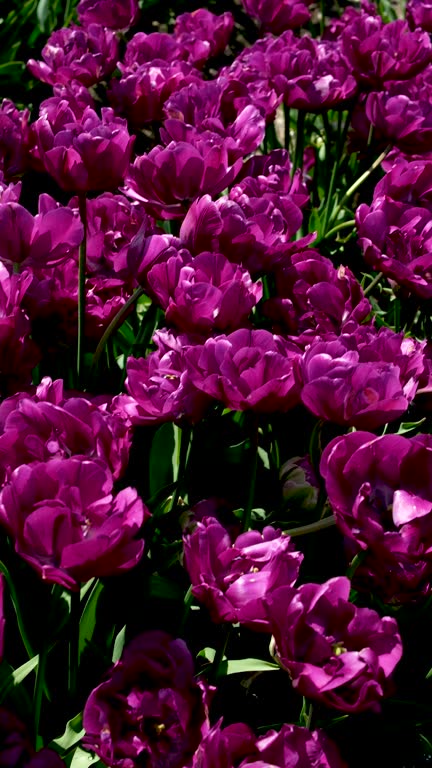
363,271,383,297
170,424,192,512
77,194,87,389
34,642,48,750
243,416,259,532
320,219,356,242
92,285,145,368
68,590,81,705
285,515,336,537
0,560,34,658
328,146,390,228
292,110,305,177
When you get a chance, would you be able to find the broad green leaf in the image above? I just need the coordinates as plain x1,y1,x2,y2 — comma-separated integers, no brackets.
0,655,39,704
149,422,175,498
68,746,102,767
197,649,279,675
37,0,51,30
51,713,84,752
79,580,104,660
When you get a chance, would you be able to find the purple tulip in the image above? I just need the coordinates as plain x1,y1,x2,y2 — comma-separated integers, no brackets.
0,457,148,590
357,158,432,298
187,328,302,413
125,138,242,220
266,577,403,712
240,724,347,768
83,631,211,768
174,9,234,67
0,709,65,768
234,148,309,203
183,518,303,630
109,61,202,128
190,720,256,768
321,431,432,601
221,39,283,122
263,251,372,344
27,24,118,87
365,75,432,154
32,103,134,193
0,263,40,397
0,193,83,268
407,0,432,32
0,100,30,179
120,329,211,426
341,16,432,87
240,0,312,34
123,31,186,69
301,328,425,430
147,251,262,335
77,0,139,29
0,377,131,482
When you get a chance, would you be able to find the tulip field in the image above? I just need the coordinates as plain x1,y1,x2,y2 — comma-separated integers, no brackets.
2,0,432,765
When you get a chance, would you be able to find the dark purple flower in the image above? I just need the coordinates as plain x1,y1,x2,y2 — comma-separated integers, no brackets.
321,431,432,601
240,0,312,34
120,329,211,426
147,251,262,335
32,102,134,193
0,457,148,590
187,328,302,413
341,16,432,88
125,138,242,220
184,518,303,630
0,377,131,482
234,148,309,203
356,158,432,298
190,720,256,768
407,0,432,32
263,251,372,344
27,24,118,87
83,631,211,768
0,100,30,179
221,40,282,122
109,61,202,128
0,193,83,268
174,9,234,67
0,263,40,397
240,724,347,768
266,577,403,712
77,0,140,29
0,709,65,768
123,32,186,69
301,328,425,430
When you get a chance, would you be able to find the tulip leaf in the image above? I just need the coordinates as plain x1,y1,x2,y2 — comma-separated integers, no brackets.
36,0,51,30
149,422,175,499
79,580,104,660
112,625,126,663
50,713,84,752
0,655,39,704
68,746,102,767
197,649,279,675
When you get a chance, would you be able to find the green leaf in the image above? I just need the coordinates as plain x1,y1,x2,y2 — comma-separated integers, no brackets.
68,746,102,767
79,580,104,661
197,649,279,675
50,713,84,753
397,418,426,435
36,0,51,30
149,423,175,498
112,625,126,663
0,655,39,704
0,61,25,78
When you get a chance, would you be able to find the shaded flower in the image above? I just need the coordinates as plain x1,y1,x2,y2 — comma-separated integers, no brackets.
266,577,403,712
0,457,148,590
27,24,118,87
240,723,347,768
0,100,30,179
77,0,139,29
83,631,211,768
240,0,312,34
0,709,65,767
407,0,432,32
321,430,432,601
174,9,234,67
183,518,303,630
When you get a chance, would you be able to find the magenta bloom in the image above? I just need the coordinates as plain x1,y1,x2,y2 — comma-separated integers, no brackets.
189,720,256,768
0,709,65,768
264,251,372,344
321,431,432,601
123,31,186,69
77,0,139,29
32,103,134,193
0,263,40,397
109,62,202,128
341,16,432,88
184,518,303,630
27,24,118,87
240,0,311,34
0,377,131,482
174,9,234,67
407,0,432,32
121,330,211,426
147,251,262,335
365,75,432,154
266,577,403,713
83,631,211,768
188,329,302,413
0,193,83,268
241,724,346,768
0,100,30,179
125,138,242,219
356,159,432,298
301,328,425,430
0,458,148,590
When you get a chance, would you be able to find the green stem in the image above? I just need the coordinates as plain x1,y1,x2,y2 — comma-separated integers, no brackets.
346,550,367,580
285,515,336,537
363,271,383,297
33,642,48,750
292,110,305,177
92,285,145,368
243,417,259,532
0,560,34,658
170,425,192,512
328,146,390,228
68,591,81,704
320,219,356,242
77,194,87,388
284,104,290,152
211,626,231,683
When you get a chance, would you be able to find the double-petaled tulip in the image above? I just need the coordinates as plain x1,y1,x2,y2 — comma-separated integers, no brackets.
77,0,140,29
